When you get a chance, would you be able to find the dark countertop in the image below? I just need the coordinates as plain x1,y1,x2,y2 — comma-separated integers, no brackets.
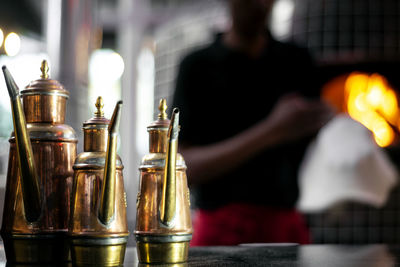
185,245,396,267
1,244,398,266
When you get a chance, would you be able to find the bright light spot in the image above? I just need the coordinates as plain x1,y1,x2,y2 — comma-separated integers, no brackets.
270,0,295,38
354,93,367,112
273,0,295,21
89,49,124,82
345,72,399,147
88,49,124,117
345,73,368,96
0,28,4,48
372,118,394,147
4,32,21,57
366,87,383,108
382,89,398,124
136,46,155,157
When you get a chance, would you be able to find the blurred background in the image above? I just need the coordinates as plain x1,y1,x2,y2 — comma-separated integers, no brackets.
1,0,400,244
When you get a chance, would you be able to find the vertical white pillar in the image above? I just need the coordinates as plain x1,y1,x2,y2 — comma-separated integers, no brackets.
117,0,151,229
45,0,98,149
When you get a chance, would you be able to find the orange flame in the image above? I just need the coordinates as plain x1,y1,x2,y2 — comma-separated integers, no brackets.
345,72,399,147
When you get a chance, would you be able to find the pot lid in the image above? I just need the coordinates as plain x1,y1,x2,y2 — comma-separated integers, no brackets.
22,60,69,98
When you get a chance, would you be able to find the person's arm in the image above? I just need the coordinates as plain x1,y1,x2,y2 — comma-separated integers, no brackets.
181,94,333,186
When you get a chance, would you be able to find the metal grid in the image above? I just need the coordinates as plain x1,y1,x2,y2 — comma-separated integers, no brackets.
286,0,400,64
152,0,400,244
306,183,400,244
153,0,227,114
284,0,400,244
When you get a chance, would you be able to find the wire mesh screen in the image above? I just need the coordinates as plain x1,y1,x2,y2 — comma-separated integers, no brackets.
153,0,227,113
282,0,400,244
152,0,400,244
306,184,400,244
283,0,400,64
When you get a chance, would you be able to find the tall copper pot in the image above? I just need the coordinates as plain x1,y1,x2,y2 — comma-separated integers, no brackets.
135,99,192,264
1,61,77,264
68,97,128,267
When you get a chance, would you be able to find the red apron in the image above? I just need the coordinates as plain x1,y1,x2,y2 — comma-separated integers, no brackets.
190,203,311,246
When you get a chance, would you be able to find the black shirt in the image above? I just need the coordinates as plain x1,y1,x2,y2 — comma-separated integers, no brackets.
172,32,319,210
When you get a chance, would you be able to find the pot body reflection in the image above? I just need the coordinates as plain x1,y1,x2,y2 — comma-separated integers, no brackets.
69,162,128,267
1,61,77,264
135,100,192,264
2,125,77,264
136,154,192,264
68,98,128,267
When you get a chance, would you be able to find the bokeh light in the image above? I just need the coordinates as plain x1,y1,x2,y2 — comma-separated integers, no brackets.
4,32,21,57
345,72,399,147
0,28,4,49
88,49,124,117
89,49,125,82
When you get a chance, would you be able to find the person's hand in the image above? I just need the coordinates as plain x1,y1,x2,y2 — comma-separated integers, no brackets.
264,94,334,144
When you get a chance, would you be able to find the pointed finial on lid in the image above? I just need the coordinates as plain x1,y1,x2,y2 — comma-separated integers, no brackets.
95,96,105,117
158,99,168,120
40,60,49,79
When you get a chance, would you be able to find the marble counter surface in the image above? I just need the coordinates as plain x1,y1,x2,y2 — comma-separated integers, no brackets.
0,244,398,266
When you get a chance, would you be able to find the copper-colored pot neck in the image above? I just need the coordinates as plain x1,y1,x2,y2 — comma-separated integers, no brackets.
82,97,111,152
83,126,108,152
22,63,69,124
22,93,67,124
148,128,168,153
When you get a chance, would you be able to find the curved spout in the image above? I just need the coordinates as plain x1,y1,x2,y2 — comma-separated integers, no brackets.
99,100,123,225
160,108,179,227
2,66,41,222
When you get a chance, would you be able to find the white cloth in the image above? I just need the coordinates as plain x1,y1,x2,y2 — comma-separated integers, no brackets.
297,115,398,212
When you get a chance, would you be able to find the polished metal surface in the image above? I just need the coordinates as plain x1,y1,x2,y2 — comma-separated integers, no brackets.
147,99,170,154
99,101,123,225
1,61,77,264
71,237,128,267
22,60,70,124
22,94,68,124
11,123,77,141
74,151,122,169
3,132,76,264
69,98,128,266
136,241,190,264
135,169,191,235
160,108,179,226
74,152,123,168
83,97,111,152
2,66,41,223
135,234,192,243
69,168,128,235
139,152,186,169
135,99,192,264
3,141,76,233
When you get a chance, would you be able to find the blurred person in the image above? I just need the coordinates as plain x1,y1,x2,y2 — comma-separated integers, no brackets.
172,0,333,246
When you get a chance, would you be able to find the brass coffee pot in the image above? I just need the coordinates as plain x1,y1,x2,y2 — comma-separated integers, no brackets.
1,61,77,264
68,97,128,267
135,99,192,264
